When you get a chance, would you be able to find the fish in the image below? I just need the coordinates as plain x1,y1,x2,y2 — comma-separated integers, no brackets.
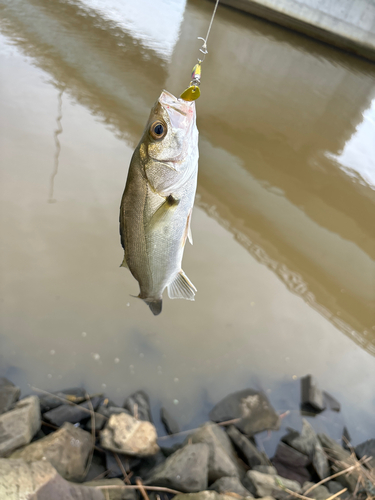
119,90,199,315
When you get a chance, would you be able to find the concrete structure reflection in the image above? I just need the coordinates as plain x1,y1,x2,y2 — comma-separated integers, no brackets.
1,0,374,355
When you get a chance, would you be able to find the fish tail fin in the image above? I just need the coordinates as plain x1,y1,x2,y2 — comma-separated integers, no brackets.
146,299,163,316
168,270,197,301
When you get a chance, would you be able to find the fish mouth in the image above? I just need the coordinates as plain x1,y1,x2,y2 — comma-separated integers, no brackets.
159,90,195,129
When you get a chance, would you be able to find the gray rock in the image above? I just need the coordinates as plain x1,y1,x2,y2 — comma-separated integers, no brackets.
322,391,340,412
83,453,107,482
84,479,136,500
100,412,159,456
301,375,325,413
253,465,277,475
0,377,20,415
355,438,375,469
0,459,105,500
132,450,166,479
209,389,280,436
44,395,103,427
86,406,130,432
272,442,311,485
318,434,357,491
145,443,209,492
187,422,240,482
10,422,93,481
38,387,87,413
123,390,152,422
172,493,248,500
342,426,351,450
282,419,329,479
209,476,253,496
226,424,268,468
104,451,140,478
327,480,350,499
0,395,41,457
247,470,301,498
160,407,180,435
302,481,331,499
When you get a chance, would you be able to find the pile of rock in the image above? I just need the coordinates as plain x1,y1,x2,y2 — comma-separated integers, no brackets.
0,377,374,500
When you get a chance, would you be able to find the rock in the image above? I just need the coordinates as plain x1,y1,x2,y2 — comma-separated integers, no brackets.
209,476,253,496
172,492,248,500
282,419,329,480
104,451,140,478
38,387,87,413
318,434,358,491
100,412,159,456
84,479,136,500
44,395,103,427
160,407,180,435
342,426,351,450
355,438,375,469
161,442,183,457
209,389,280,436
0,377,20,415
86,406,130,432
0,395,40,457
300,375,326,413
302,481,331,499
123,391,152,422
145,443,209,492
272,442,311,485
226,424,268,468
84,452,107,482
10,422,93,481
247,470,301,498
0,459,105,500
322,391,340,412
253,465,277,474
327,481,350,499
132,450,166,479
187,422,240,482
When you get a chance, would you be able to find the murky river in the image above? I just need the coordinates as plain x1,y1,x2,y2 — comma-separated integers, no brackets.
0,0,374,454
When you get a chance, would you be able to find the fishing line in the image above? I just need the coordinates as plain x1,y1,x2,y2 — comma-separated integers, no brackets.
180,0,220,101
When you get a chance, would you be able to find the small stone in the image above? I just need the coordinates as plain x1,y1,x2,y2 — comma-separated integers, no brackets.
38,387,86,413
302,481,331,499
272,442,311,485
84,479,136,500
145,443,209,492
0,459,104,499
247,470,301,498
123,390,152,422
0,396,41,457
209,476,253,496
209,389,280,436
226,424,268,468
160,407,180,435
10,422,93,481
253,465,277,475
301,375,325,413
318,434,358,491
86,406,130,432
187,422,240,483
44,396,103,427
0,377,20,415
282,419,329,480
322,391,340,412
355,438,375,469
100,412,159,456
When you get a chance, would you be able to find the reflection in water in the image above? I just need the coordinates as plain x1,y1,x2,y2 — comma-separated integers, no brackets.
48,86,64,204
0,0,375,448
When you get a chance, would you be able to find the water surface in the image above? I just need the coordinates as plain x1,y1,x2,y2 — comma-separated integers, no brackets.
0,0,374,454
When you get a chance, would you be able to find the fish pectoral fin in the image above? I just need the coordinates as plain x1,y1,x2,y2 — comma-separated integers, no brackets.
120,254,129,269
146,195,179,232
168,270,197,301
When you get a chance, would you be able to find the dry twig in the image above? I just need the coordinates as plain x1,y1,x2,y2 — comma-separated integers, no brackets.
136,477,151,500
113,453,131,484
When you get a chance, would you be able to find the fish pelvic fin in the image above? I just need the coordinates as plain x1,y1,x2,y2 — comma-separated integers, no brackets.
120,254,128,269
168,270,197,301
146,299,163,316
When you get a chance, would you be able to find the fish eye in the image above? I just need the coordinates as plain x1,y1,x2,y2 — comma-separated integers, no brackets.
150,121,167,140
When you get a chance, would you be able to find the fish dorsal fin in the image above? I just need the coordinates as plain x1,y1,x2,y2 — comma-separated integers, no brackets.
168,271,197,301
120,254,128,269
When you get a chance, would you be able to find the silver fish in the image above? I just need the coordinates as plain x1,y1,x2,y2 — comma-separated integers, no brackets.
119,90,199,315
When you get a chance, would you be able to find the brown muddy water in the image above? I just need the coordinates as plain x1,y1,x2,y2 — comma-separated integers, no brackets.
0,0,374,454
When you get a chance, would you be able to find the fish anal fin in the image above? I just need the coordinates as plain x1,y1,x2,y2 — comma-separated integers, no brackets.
168,270,197,301
146,299,162,315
